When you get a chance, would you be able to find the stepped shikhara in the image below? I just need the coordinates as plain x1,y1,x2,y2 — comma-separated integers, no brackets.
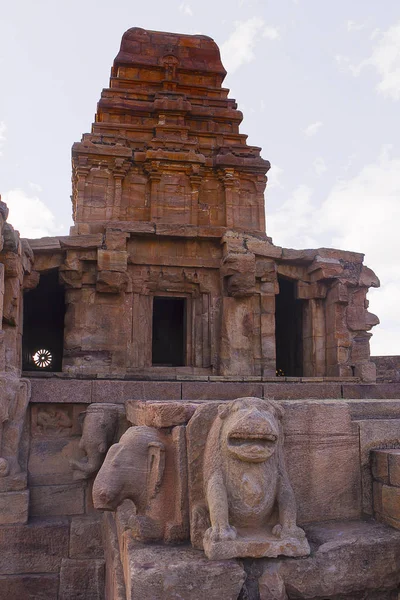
1,28,400,600
71,28,268,234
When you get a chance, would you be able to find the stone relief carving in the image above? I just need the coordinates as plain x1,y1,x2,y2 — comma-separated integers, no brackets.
36,406,72,435
70,403,123,480
93,423,189,543
0,377,30,481
93,425,166,541
194,397,310,559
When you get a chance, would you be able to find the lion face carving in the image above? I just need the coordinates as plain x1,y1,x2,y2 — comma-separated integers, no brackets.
220,398,281,463
199,397,310,559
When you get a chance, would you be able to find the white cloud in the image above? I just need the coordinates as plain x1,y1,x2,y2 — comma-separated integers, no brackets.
267,164,284,189
303,121,323,137
341,22,400,100
3,188,65,238
28,182,43,193
221,18,279,74
313,157,327,176
267,184,316,248
346,20,365,33
303,121,322,137
0,122,6,157
267,147,400,355
179,2,193,16
263,26,280,41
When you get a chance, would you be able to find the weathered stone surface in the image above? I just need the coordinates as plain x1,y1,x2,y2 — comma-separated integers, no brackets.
258,567,288,600
29,437,83,486
30,483,85,517
126,399,198,427
93,425,189,543
59,558,105,600
30,379,92,404
281,400,361,523
92,380,181,403
188,398,310,558
0,490,28,524
96,270,128,293
0,518,69,574
70,515,104,559
97,250,128,272
182,382,263,400
70,403,123,480
356,419,400,514
342,383,400,399
0,574,59,600
373,355,400,382
263,382,341,399
0,376,30,483
102,512,126,600
272,520,400,599
124,537,245,600
371,448,390,483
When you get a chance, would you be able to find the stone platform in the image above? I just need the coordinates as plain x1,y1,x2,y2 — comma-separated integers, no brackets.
27,375,400,404
103,513,400,600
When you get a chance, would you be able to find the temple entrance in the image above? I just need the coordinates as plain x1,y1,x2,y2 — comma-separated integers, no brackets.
22,270,66,371
152,296,186,366
275,276,303,377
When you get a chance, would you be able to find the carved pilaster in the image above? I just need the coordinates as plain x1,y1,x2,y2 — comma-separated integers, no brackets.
111,158,130,220
219,169,240,228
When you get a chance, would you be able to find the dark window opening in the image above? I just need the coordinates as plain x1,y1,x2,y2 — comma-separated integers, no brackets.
22,270,65,372
152,297,186,367
275,277,303,377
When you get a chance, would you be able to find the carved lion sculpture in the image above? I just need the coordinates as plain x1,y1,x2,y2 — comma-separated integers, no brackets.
202,397,308,557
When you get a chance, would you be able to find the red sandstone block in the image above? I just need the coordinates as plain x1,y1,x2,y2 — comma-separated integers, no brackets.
126,399,198,427
373,481,383,514
181,382,263,400
92,380,181,403
371,449,390,483
70,516,104,559
59,558,105,600
382,484,400,521
388,450,400,486
30,379,92,404
30,484,85,517
0,518,69,574
263,383,341,400
0,574,59,600
342,383,400,399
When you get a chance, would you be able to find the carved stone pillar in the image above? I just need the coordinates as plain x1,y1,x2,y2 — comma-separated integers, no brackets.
220,169,240,228
73,159,90,223
145,162,162,222
189,172,202,227
111,158,130,220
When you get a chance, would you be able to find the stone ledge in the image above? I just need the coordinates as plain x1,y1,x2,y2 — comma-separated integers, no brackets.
255,519,400,600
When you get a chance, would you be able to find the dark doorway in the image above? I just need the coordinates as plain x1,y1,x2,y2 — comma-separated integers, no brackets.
275,277,303,377
152,296,186,366
22,270,65,372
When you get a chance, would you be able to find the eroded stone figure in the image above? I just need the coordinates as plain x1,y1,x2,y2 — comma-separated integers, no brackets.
92,425,167,541
0,377,30,479
201,397,310,559
70,403,123,480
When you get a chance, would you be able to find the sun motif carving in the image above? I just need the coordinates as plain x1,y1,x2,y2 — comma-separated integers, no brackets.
32,348,52,368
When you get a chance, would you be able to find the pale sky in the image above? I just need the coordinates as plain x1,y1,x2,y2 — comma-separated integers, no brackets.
1,0,399,356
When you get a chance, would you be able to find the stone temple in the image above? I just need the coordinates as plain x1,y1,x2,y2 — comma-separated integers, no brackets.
0,26,400,600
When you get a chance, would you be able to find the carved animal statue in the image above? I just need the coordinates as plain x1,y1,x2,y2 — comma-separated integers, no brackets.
203,397,305,544
70,403,120,480
92,426,166,539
